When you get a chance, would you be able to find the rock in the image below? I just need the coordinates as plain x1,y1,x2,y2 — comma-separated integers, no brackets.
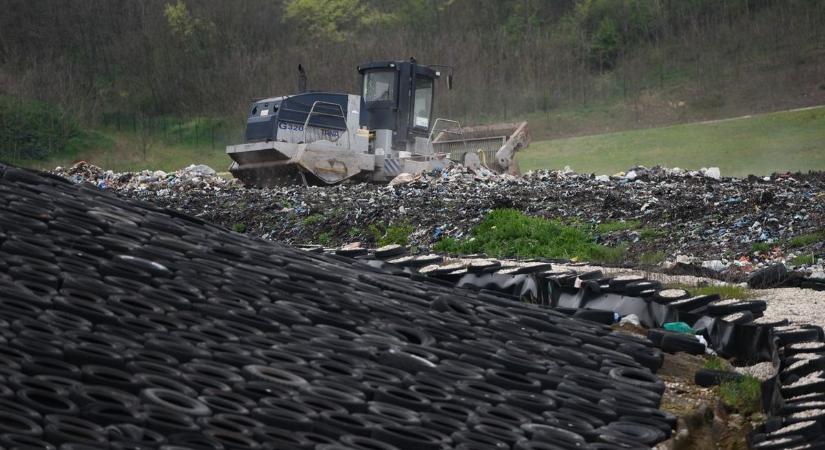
705,167,721,180
594,175,610,182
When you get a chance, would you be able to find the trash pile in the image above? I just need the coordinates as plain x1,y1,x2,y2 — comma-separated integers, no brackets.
54,162,824,280
54,161,240,193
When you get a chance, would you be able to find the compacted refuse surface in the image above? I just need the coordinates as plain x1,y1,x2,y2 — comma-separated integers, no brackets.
0,164,679,449
53,163,825,283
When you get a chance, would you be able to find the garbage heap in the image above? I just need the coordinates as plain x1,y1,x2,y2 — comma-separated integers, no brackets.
54,162,825,279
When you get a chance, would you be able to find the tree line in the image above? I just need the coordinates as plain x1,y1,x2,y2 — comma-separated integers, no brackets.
0,0,823,128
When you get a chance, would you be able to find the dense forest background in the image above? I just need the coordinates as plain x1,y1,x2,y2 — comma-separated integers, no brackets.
1,0,824,163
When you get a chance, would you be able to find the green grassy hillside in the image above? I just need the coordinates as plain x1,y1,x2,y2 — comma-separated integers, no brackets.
517,106,825,177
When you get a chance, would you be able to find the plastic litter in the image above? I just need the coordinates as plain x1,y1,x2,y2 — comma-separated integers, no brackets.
620,314,641,326
663,321,694,334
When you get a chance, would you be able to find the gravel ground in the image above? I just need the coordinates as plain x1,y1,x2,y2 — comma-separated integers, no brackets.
759,287,825,330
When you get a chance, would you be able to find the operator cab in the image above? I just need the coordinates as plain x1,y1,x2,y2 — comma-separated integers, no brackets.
358,60,438,153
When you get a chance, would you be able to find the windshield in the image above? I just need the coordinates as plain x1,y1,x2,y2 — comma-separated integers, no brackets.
413,76,433,129
363,70,395,103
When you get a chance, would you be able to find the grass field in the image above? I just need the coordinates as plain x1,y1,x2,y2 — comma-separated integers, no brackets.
517,106,825,178
17,105,825,178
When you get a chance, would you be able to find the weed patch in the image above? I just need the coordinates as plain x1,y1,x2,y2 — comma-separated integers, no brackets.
303,214,324,226
639,228,661,240
316,231,332,246
639,251,666,266
719,376,762,416
696,285,752,300
434,209,625,263
668,283,753,300
596,220,640,233
790,254,815,266
750,242,772,253
370,222,414,246
703,356,728,371
788,232,823,248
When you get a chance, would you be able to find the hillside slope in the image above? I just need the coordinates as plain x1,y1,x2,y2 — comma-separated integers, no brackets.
518,106,825,177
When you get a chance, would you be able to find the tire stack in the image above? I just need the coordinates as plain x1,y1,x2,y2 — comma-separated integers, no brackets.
0,164,673,449
750,325,825,449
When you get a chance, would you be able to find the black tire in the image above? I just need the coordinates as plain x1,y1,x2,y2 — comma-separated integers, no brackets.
522,423,587,448
202,428,261,449
667,294,720,311
623,281,662,296
167,432,225,449
773,327,821,346
140,388,211,417
0,433,57,450
17,388,79,416
81,402,144,425
106,423,167,447
597,421,665,446
419,412,467,436
71,385,139,409
652,289,690,304
374,385,431,412
694,369,744,387
375,244,406,259
607,275,647,291
751,434,806,449
720,310,754,325
0,410,43,436
242,365,309,389
573,309,617,325
451,430,509,449
142,406,200,435
252,402,316,432
43,416,107,447
659,334,705,355
707,299,767,316
370,424,445,450
608,367,665,394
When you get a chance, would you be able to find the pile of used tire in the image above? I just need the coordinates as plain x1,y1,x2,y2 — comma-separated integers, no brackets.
0,164,675,449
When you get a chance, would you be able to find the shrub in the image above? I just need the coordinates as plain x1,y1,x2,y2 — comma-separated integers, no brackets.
0,96,84,161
